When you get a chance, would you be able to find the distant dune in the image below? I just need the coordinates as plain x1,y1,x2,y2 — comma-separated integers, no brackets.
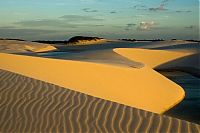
114,48,200,78
0,40,56,53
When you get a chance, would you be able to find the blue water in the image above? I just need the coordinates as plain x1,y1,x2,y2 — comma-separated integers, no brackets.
161,71,200,124
37,51,72,57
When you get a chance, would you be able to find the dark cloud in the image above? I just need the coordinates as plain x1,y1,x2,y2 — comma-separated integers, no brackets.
133,5,147,10
161,0,170,6
176,10,192,13
110,11,117,14
149,5,168,11
82,8,98,13
127,24,137,27
125,23,136,31
185,25,195,29
60,15,104,21
148,0,170,12
133,0,169,12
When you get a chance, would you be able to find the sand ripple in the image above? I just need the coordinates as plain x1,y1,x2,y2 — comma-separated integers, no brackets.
0,69,199,132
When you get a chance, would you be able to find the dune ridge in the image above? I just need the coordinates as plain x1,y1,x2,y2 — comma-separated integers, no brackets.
0,52,186,114
0,69,199,132
114,48,196,68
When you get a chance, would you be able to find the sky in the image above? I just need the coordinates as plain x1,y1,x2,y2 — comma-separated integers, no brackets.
0,0,199,40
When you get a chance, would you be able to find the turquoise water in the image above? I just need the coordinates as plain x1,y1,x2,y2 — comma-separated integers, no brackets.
161,71,200,124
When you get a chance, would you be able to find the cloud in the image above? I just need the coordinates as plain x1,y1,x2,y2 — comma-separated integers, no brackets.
149,5,168,11
0,26,16,29
15,15,104,29
15,19,75,28
133,5,147,10
185,25,195,29
60,15,104,21
125,23,136,31
110,11,117,14
149,0,169,12
175,10,192,13
93,24,104,27
82,8,98,13
137,21,155,31
161,0,170,5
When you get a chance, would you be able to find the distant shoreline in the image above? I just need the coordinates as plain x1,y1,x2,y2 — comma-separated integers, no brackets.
1,37,199,44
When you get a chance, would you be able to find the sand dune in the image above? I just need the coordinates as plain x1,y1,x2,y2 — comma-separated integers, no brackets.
24,45,56,53
0,69,199,132
114,48,200,78
0,40,56,53
1,39,196,54
0,39,199,130
0,52,185,114
114,48,196,68
43,49,144,68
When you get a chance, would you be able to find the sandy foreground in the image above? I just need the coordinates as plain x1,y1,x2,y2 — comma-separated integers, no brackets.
0,69,199,132
0,39,199,132
0,52,186,114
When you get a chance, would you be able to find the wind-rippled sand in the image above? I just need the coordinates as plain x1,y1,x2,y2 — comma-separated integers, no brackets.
0,69,199,132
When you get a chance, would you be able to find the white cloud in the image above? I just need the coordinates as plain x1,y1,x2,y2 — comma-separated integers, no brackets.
137,21,155,30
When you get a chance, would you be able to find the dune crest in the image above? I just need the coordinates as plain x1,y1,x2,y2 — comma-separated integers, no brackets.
114,48,194,68
0,53,185,114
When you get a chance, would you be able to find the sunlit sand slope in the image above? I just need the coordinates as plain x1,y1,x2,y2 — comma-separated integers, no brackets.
0,53,185,113
0,69,199,132
114,48,195,69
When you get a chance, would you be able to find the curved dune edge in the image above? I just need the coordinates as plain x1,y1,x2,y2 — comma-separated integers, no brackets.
0,69,199,132
25,45,57,53
114,48,194,69
0,53,185,114
0,53,184,113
